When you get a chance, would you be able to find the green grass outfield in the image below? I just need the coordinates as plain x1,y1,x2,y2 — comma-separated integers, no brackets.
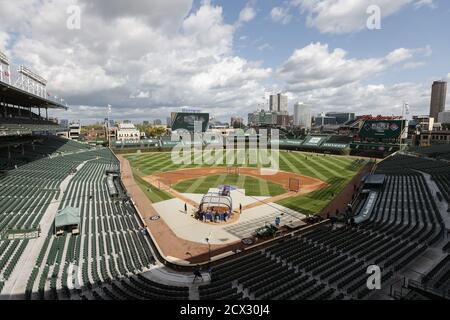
126,150,370,213
131,168,172,203
173,174,286,197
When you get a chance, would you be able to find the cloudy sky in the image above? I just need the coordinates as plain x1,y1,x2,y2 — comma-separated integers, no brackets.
0,0,449,124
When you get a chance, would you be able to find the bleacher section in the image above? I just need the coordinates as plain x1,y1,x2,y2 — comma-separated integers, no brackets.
23,151,189,300
273,135,352,154
199,153,447,300
0,142,99,289
409,144,450,161
0,106,61,137
0,136,89,170
0,137,189,299
376,154,450,210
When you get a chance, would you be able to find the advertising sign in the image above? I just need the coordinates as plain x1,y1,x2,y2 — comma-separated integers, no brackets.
359,120,407,139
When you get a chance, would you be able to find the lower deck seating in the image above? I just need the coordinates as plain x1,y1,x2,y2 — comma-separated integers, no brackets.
23,150,188,300
200,155,447,300
420,255,450,297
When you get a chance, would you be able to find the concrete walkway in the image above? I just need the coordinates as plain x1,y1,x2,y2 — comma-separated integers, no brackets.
1,160,90,300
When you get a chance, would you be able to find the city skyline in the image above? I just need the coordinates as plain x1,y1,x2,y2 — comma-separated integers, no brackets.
1,0,449,124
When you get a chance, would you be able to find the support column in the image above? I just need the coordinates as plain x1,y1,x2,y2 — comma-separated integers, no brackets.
45,108,48,121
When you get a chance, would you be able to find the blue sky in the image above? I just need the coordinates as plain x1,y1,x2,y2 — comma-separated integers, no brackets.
223,0,449,83
0,0,449,123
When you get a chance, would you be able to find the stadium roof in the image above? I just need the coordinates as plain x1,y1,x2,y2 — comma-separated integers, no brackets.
0,81,68,110
55,207,80,228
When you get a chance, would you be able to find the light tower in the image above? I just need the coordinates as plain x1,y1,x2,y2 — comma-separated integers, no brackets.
15,65,47,98
107,104,112,148
0,51,11,84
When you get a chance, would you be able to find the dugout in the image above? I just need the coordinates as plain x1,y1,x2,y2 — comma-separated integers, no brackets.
55,207,81,236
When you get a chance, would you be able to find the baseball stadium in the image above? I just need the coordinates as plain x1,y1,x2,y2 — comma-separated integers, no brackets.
1,73,449,302
0,57,449,302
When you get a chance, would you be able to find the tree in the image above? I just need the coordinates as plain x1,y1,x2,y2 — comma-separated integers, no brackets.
136,124,167,138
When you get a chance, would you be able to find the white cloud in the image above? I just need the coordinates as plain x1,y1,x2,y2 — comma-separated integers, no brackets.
1,0,271,122
239,5,257,23
277,43,416,91
270,6,292,25
0,32,10,53
79,0,193,32
292,0,434,34
414,0,436,9
402,62,426,70
291,82,431,116
0,1,439,122
277,42,434,116
416,45,433,57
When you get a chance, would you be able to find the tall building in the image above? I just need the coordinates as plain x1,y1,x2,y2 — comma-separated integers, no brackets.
293,103,312,129
269,95,278,112
278,94,288,113
430,81,447,121
269,93,288,112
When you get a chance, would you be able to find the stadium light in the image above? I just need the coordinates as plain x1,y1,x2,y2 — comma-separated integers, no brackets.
14,65,50,99
0,50,11,84
0,50,9,64
18,65,47,85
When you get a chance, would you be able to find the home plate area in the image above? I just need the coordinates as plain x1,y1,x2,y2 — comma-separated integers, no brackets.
151,186,306,245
